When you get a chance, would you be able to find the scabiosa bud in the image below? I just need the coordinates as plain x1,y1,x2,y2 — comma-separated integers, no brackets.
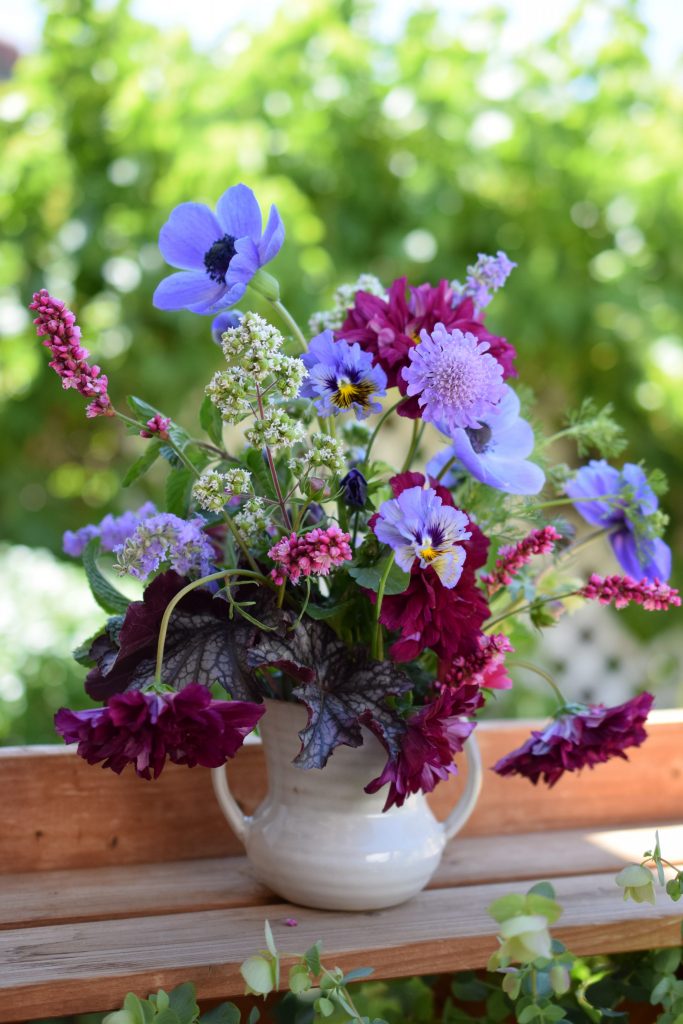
402,324,506,434
268,525,352,585
139,413,171,440
481,526,562,594
29,290,113,418
340,468,368,508
580,574,680,611
451,251,516,312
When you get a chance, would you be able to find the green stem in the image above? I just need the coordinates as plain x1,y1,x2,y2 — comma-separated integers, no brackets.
372,552,395,660
507,659,567,707
363,397,403,469
222,510,261,573
255,384,292,531
527,494,622,513
270,298,308,353
436,455,456,482
154,569,270,682
485,589,580,630
400,420,424,473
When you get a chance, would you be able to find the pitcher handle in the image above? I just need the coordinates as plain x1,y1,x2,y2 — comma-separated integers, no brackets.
442,733,483,843
211,765,252,843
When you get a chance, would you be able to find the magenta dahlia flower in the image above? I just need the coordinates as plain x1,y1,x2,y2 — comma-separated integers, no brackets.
338,278,517,417
371,472,490,662
493,692,654,787
365,685,483,810
55,684,264,779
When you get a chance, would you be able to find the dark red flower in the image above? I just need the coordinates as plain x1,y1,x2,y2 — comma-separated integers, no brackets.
493,692,654,787
339,278,516,419
55,683,264,779
372,472,490,662
365,684,483,810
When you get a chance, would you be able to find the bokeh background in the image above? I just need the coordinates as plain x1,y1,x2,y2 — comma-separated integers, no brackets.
1,0,681,742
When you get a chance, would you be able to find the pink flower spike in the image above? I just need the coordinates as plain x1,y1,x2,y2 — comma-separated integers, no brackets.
482,526,562,593
580,574,680,612
268,525,352,585
29,289,113,418
140,413,171,440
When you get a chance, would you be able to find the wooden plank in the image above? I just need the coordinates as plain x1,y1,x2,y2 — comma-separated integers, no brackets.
2,712,682,873
2,824,682,931
0,872,680,1022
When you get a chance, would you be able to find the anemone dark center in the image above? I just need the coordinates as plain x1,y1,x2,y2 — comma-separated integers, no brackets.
204,234,237,283
466,422,493,454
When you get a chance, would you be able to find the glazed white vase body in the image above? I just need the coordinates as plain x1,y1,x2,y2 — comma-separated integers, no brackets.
212,699,482,911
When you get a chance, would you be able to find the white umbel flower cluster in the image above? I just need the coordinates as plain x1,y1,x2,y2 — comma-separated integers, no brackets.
246,406,306,449
193,468,252,512
291,433,346,475
234,496,269,538
308,274,387,334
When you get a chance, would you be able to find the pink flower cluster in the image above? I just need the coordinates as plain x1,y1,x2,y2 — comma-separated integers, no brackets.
268,525,352,585
140,413,171,440
581,573,681,612
482,526,562,593
440,632,514,690
29,290,113,418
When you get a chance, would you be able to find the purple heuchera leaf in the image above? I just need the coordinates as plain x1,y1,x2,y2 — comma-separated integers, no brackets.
248,617,411,769
84,570,259,701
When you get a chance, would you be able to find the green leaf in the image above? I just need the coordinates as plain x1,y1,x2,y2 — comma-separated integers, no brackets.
288,965,312,995
314,997,335,1018
127,395,163,422
168,982,199,1024
240,955,275,996
166,468,194,517
122,994,146,1024
200,1003,241,1024
72,616,124,667
122,440,162,487
517,1005,541,1024
348,559,411,595
527,881,556,901
264,920,277,958
304,601,354,621
200,395,225,447
342,967,375,983
543,1006,568,1021
666,878,682,901
654,948,682,974
152,1011,181,1024
304,941,322,976
651,976,673,1005
247,1009,260,1024
488,893,527,923
82,538,131,615
525,893,562,924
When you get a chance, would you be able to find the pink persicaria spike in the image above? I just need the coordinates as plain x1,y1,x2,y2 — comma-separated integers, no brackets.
481,526,562,593
29,289,114,417
580,574,681,612
140,413,171,440
268,525,353,585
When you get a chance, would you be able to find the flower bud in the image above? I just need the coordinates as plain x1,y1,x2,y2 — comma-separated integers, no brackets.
340,468,368,509
615,864,656,904
550,964,571,995
498,914,553,963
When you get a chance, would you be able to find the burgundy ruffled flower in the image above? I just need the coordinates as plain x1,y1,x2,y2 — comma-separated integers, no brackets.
339,278,516,418
372,471,490,662
493,692,654,787
55,683,264,779
365,684,483,810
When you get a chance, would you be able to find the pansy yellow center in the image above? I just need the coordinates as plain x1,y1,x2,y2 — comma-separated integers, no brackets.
332,377,377,411
420,545,438,562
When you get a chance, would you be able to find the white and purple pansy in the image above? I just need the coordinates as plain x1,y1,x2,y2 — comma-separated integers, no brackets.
428,386,545,496
374,485,471,589
153,183,284,315
300,330,387,420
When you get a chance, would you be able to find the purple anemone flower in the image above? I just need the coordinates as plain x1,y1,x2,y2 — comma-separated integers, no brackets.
427,386,545,495
565,460,671,582
374,484,471,589
55,684,265,779
402,324,505,433
211,310,243,345
153,183,284,314
300,330,387,420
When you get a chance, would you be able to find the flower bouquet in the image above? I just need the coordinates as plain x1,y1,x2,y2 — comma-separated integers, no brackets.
31,182,679,910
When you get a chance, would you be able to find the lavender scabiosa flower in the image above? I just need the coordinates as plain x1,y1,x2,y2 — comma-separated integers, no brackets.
63,502,157,558
451,251,516,312
114,513,214,581
300,330,387,420
153,183,284,314
402,324,505,433
565,460,671,582
55,684,265,778
427,386,545,495
374,484,471,589
29,290,113,418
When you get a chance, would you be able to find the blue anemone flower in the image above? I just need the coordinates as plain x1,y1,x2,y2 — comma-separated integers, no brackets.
565,460,671,582
427,386,545,496
153,184,284,315
300,330,387,420
211,310,242,345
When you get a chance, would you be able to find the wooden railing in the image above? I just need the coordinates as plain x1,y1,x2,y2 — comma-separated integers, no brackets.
1,711,682,1021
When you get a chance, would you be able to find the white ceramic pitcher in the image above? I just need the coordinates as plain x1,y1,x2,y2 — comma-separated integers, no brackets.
212,698,482,911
